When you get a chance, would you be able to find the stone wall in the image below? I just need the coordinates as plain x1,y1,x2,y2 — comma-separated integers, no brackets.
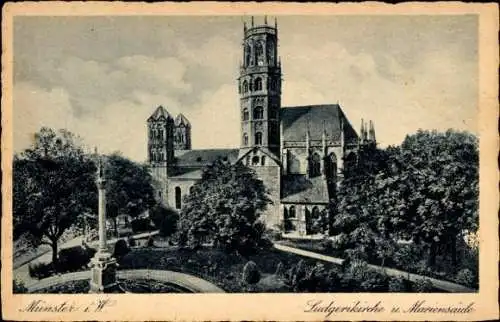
253,164,281,228
167,178,198,211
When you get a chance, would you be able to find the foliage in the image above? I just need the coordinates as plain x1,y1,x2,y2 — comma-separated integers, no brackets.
454,268,476,288
275,261,285,278
127,235,136,247
28,262,55,280
334,130,479,273
413,277,434,292
131,218,154,233
57,245,96,273
177,160,271,254
13,127,96,265
113,239,130,260
388,276,412,292
13,279,28,293
149,204,179,237
242,261,261,284
36,280,90,294
104,153,156,236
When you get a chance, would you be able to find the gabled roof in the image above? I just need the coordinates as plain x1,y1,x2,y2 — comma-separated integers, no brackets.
281,175,330,204
175,114,191,127
280,104,358,143
237,146,281,165
174,149,240,167
148,105,173,122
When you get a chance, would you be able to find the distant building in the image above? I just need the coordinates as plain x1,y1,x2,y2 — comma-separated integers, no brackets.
146,18,376,236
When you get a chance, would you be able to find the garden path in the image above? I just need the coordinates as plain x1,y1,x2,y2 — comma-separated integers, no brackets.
273,243,475,293
26,269,225,293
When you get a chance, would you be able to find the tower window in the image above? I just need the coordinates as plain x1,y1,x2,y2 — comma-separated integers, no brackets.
254,77,263,91
243,108,249,121
261,156,266,166
255,132,263,145
253,106,264,120
175,187,182,209
255,42,264,66
245,45,251,66
243,80,248,93
243,133,248,146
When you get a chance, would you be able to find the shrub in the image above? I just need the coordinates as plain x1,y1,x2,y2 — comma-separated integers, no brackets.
28,262,54,279
388,276,412,292
455,268,476,288
149,204,179,237
275,261,285,278
57,246,96,273
127,235,136,247
320,238,334,253
113,239,130,260
242,261,261,284
131,218,153,233
267,227,283,241
359,270,389,292
413,278,434,292
13,279,28,293
332,233,349,250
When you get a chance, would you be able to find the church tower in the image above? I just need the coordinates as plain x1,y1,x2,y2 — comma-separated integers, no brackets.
174,113,191,150
147,105,174,202
238,17,281,157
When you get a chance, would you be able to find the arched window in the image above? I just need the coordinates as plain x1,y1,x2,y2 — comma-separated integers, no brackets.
253,106,264,120
261,156,266,166
267,39,275,65
252,156,260,165
243,80,248,93
255,132,263,145
243,108,249,121
310,152,321,177
289,206,296,218
245,45,251,66
158,191,162,199
189,186,194,194
254,78,263,91
243,133,248,146
160,152,165,161
326,153,338,180
255,42,264,66
175,187,182,209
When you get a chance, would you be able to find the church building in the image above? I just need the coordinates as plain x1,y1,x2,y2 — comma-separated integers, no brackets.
147,18,376,236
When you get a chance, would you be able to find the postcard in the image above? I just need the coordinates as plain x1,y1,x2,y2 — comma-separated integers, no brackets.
2,1,498,321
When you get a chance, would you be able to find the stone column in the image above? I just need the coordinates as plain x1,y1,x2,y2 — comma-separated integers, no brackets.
89,153,118,293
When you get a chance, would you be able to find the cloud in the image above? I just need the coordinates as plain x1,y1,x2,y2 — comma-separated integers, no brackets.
13,16,478,161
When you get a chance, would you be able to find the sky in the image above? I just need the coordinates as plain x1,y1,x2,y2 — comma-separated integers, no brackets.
13,15,478,162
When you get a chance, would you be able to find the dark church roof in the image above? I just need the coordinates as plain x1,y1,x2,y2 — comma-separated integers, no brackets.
174,149,240,167
281,104,358,143
148,105,173,122
281,175,330,204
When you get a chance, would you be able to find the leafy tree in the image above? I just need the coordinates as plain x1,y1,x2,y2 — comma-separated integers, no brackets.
13,127,96,265
177,160,271,254
381,130,479,267
149,203,179,237
104,153,156,236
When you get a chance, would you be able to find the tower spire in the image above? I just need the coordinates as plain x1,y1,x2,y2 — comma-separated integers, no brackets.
251,16,254,27
264,15,267,25
321,120,327,154
369,120,376,143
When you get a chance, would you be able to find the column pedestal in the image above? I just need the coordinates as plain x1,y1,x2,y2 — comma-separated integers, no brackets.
89,251,118,293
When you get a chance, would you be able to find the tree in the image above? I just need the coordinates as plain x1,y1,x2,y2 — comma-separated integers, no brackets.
149,203,179,237
13,128,96,265
333,143,391,259
382,130,479,267
104,153,156,236
177,160,271,254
